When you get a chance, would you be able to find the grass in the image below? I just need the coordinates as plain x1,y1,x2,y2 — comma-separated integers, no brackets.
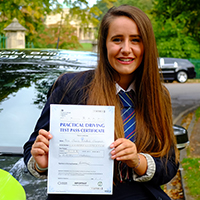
75,43,93,51
0,43,93,52
181,158,200,199
195,107,200,121
180,107,200,199
23,43,93,51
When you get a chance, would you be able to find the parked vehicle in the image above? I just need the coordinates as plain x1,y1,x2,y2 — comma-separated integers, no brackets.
0,49,189,155
158,57,196,83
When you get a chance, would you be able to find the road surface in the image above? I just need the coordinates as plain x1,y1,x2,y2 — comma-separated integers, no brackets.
164,82,200,123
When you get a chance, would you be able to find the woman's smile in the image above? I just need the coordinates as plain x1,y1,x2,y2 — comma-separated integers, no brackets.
117,57,135,64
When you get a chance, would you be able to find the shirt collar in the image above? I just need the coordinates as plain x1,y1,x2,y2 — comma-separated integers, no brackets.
116,81,136,94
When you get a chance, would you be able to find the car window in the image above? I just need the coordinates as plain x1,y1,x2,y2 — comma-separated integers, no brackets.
164,58,176,64
177,60,192,67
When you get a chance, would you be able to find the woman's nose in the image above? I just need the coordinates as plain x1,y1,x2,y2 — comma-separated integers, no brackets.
121,41,131,55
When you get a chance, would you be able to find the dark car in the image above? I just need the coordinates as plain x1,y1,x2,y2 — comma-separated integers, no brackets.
158,57,196,83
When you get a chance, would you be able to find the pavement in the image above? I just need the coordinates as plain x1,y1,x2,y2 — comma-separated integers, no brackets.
166,106,200,200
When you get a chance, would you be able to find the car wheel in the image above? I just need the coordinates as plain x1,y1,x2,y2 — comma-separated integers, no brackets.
176,71,188,83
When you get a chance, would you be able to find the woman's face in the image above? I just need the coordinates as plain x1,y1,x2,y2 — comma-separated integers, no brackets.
106,16,144,89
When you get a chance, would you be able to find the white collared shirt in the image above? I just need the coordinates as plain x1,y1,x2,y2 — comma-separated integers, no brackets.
115,81,135,94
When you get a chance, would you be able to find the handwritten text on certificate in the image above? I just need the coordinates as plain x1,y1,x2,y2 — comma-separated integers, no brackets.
48,105,115,195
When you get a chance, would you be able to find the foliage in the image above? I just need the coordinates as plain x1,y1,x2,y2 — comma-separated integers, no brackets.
182,158,200,199
189,59,200,79
153,18,200,58
152,0,200,58
114,0,153,12
152,0,200,43
92,0,110,22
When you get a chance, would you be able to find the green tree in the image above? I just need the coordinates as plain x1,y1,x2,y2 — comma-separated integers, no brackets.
151,0,200,58
152,0,200,46
153,18,199,58
0,0,63,45
91,0,107,21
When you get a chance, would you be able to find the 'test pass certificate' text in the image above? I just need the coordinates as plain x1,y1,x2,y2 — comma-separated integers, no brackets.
48,105,115,195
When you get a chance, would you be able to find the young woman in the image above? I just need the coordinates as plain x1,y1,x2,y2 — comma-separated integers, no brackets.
24,5,179,200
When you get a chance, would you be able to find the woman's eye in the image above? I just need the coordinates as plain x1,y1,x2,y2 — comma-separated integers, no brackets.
112,38,121,42
132,38,141,43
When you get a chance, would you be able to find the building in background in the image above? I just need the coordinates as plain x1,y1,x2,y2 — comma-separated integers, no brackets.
45,8,95,43
4,18,27,49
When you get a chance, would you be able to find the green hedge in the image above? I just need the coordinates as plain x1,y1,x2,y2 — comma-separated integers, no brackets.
189,59,200,79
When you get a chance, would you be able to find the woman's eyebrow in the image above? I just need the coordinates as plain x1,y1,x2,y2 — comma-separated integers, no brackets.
111,34,141,39
110,35,123,39
130,35,142,38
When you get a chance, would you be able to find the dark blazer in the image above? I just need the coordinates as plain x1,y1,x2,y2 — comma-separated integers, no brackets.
23,70,179,200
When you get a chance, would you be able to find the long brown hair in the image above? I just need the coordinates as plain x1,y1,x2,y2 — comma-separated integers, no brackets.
87,5,178,160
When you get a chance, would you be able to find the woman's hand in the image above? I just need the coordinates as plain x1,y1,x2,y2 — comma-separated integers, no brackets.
31,129,53,169
110,138,138,168
110,138,147,176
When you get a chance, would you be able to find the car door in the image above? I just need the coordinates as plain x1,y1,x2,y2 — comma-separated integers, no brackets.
159,58,178,81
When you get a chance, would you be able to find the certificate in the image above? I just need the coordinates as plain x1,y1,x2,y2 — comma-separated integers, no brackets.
47,104,115,195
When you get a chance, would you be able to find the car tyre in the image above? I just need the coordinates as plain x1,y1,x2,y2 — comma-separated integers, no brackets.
176,71,188,83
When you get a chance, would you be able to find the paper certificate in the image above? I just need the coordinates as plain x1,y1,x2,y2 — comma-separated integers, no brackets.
47,104,115,195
